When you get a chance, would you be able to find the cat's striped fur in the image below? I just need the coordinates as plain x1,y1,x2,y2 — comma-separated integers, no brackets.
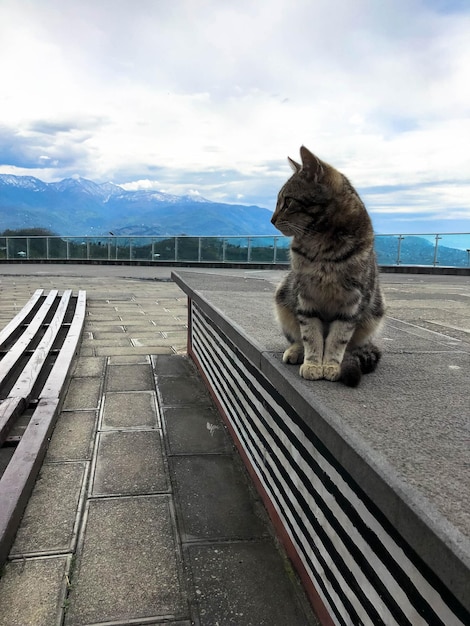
271,146,384,387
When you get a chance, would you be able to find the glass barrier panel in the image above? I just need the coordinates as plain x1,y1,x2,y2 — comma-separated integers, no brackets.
200,238,224,262
224,238,249,262
131,238,153,261
8,237,28,259
0,237,6,259
25,237,46,259
436,234,470,267
152,237,176,261
67,239,89,260
85,238,111,260
47,237,67,259
175,237,199,262
275,237,291,263
398,235,436,265
250,237,276,262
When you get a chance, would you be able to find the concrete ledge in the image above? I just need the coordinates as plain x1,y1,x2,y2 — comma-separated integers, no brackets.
172,270,470,626
1,259,469,275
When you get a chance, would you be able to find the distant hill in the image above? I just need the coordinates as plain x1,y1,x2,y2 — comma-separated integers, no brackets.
0,174,277,237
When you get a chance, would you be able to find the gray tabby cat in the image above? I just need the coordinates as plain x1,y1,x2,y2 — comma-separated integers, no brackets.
271,146,385,387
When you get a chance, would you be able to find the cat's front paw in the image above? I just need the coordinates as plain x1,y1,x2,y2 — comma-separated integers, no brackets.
299,362,323,380
323,362,341,381
283,344,304,364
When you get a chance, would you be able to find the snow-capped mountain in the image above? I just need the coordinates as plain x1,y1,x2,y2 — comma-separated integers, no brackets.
0,174,277,236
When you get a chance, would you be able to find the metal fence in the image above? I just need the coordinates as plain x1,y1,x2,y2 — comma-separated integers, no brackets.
1,233,470,267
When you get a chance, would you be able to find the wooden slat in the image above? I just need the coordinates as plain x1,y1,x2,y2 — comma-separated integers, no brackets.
0,397,26,446
0,397,60,567
0,289,44,349
0,290,58,388
40,290,87,398
10,291,72,401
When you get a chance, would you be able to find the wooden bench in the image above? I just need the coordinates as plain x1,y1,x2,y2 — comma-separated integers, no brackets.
0,289,86,567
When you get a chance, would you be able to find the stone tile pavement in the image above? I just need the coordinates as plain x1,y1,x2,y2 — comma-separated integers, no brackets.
0,270,318,626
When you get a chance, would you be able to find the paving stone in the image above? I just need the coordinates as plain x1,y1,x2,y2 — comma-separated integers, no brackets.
85,319,129,327
86,312,122,320
171,455,267,541
46,411,96,461
0,556,68,626
92,328,126,337
158,375,212,407
108,354,150,364
72,357,106,378
131,321,185,329
83,336,132,347
65,497,186,626
124,325,164,334
163,406,232,455
189,542,318,626
63,378,102,410
11,463,87,555
92,430,168,496
133,335,187,348
105,364,154,391
78,346,94,357
153,355,196,377
95,345,174,356
102,391,159,429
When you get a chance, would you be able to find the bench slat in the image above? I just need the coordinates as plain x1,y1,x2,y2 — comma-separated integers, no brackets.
0,289,44,349
40,290,87,398
0,290,58,388
10,290,72,401
0,397,60,566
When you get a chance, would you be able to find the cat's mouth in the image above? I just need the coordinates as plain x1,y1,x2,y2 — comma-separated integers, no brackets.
272,220,293,236
272,219,309,238
271,216,292,235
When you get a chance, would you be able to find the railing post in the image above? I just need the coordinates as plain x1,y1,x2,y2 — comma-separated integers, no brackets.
129,239,133,260
174,237,178,262
66,239,70,260
46,237,50,260
273,237,278,263
247,237,252,262
87,239,90,260
198,237,202,262
26,237,30,259
222,239,227,263
433,234,441,267
397,235,404,265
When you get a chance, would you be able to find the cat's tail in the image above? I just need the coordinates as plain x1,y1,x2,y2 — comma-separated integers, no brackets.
340,343,382,387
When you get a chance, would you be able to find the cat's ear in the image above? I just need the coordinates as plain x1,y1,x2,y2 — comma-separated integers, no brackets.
299,146,324,180
287,156,301,173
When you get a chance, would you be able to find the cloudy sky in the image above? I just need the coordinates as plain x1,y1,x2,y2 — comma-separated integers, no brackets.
1,0,469,233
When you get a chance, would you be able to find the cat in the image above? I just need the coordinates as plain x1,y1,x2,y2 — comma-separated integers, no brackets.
271,146,385,387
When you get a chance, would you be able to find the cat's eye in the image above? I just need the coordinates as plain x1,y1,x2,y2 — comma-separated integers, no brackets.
282,197,294,210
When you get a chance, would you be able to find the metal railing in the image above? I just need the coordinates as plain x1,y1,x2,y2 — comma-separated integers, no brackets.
1,233,470,267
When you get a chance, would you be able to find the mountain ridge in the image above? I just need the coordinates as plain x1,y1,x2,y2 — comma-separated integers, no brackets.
0,173,277,237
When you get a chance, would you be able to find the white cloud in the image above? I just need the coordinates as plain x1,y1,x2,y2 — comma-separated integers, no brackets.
0,0,469,230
